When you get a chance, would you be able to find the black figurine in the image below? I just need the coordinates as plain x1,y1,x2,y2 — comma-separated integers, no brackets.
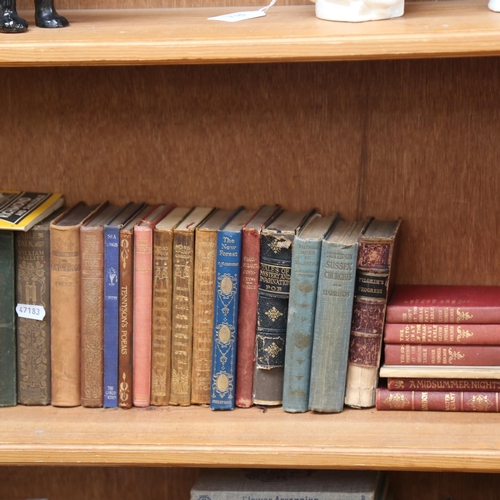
1,0,69,32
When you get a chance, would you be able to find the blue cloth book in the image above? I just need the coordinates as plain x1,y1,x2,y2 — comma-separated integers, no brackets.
103,202,144,408
210,207,255,410
308,219,369,413
282,213,339,413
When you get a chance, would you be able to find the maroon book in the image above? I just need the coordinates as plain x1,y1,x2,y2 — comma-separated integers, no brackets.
235,205,280,408
384,323,500,345
386,285,500,324
387,378,500,392
385,344,500,366
376,387,500,412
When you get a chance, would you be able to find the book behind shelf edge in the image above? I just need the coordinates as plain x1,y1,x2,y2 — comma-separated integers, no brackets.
0,191,64,231
190,469,386,500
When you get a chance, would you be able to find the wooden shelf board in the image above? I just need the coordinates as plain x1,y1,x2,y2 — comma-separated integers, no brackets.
1,1,500,66
1,405,500,471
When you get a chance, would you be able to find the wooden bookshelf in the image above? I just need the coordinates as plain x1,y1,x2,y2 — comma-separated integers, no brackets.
1,1,500,66
1,405,500,471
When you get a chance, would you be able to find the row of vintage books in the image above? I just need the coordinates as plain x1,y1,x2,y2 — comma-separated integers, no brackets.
0,194,402,412
377,285,500,412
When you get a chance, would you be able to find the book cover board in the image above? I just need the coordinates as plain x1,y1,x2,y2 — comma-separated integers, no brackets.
235,205,281,408
191,469,384,500
386,285,500,324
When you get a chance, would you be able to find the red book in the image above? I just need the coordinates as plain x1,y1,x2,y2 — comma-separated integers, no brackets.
387,378,500,392
133,204,174,407
235,205,280,408
376,387,500,412
385,344,500,366
384,323,500,345
386,285,500,324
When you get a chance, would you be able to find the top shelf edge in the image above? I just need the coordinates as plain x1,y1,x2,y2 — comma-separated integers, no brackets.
1,1,500,67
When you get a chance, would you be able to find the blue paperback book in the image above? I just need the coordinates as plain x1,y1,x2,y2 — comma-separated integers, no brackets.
210,207,256,410
103,202,144,408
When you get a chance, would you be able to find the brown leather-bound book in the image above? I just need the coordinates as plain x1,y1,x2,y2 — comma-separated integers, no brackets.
50,202,105,407
235,205,281,408
80,204,123,408
16,208,65,406
169,206,214,406
150,207,192,406
344,217,402,409
191,208,235,405
118,205,153,409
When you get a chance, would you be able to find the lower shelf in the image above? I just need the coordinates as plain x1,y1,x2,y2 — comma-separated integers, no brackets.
2,405,500,471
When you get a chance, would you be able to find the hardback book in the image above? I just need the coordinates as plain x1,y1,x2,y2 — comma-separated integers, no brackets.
15,208,65,406
210,208,255,410
380,364,500,379
253,209,315,406
387,377,500,392
169,206,214,406
190,469,385,500
384,344,500,366
384,323,500,345
376,387,500,412
281,212,340,413
0,191,64,231
50,202,104,407
308,218,369,414
386,285,500,324
235,204,281,409
344,217,402,409
118,205,154,409
103,202,145,408
191,208,235,405
80,203,124,408
133,204,175,407
150,206,192,406
0,231,16,406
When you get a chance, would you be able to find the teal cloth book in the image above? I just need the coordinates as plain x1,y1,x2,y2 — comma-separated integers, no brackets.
0,231,16,406
210,207,255,410
282,212,339,413
308,219,369,413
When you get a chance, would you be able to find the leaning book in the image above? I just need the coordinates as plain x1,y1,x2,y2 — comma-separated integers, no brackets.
190,469,386,500
0,191,64,231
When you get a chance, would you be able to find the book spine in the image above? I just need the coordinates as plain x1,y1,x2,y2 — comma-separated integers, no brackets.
50,224,83,407
118,229,133,409
344,237,398,409
170,231,195,406
16,226,51,405
0,232,16,407
387,378,500,392
103,225,120,408
191,230,217,405
80,225,105,407
133,226,154,407
308,239,358,413
384,344,500,366
150,228,174,406
386,305,500,324
376,387,500,412
282,237,322,413
235,227,260,408
253,231,294,406
210,229,242,410
385,323,500,345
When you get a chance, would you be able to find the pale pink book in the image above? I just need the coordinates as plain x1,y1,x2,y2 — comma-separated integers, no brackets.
133,204,175,407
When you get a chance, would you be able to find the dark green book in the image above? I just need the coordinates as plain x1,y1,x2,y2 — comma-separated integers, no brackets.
0,231,16,406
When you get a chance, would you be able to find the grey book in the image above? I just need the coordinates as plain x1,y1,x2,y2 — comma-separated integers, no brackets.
190,469,385,500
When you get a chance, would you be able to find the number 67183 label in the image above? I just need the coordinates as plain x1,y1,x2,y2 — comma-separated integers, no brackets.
16,304,46,321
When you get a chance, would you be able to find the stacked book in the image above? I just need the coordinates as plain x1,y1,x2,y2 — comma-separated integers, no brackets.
0,193,403,413
377,285,500,412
